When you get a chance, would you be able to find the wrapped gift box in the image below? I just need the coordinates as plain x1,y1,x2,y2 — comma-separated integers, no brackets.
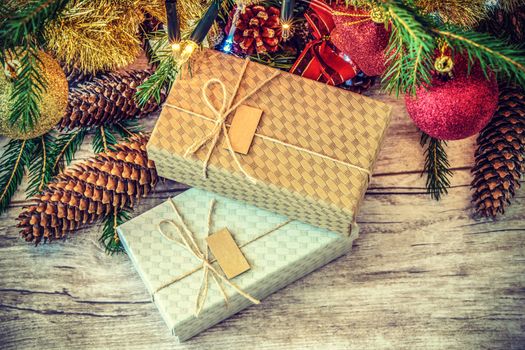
117,188,356,342
147,49,391,236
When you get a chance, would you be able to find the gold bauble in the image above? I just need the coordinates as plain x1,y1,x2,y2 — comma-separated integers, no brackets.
0,51,69,140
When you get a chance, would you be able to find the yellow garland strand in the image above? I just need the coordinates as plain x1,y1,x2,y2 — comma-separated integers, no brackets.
415,0,488,28
44,0,145,73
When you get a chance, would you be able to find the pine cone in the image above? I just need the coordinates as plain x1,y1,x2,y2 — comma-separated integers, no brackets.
60,62,100,88
290,20,312,52
226,5,282,55
471,84,525,218
478,5,525,45
57,70,165,130
18,136,158,244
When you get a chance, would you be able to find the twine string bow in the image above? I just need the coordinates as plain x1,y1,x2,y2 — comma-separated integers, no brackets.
184,58,281,183
156,198,260,316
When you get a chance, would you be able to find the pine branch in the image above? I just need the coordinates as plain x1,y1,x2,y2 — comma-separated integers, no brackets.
435,26,525,87
0,139,36,213
51,129,86,174
250,52,297,70
382,1,435,96
92,125,118,154
136,30,179,106
113,119,144,139
99,205,130,254
420,132,453,200
8,43,48,132
27,133,55,196
0,0,71,50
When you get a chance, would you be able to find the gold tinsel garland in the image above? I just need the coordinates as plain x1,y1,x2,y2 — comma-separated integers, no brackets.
415,0,489,27
43,0,218,73
44,0,148,73
142,0,221,44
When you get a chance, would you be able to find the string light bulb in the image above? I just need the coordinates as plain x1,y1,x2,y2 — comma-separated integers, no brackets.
171,42,181,52
223,3,243,53
280,0,295,41
281,21,292,41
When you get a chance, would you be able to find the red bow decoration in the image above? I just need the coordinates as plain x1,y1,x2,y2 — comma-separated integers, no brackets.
290,0,358,85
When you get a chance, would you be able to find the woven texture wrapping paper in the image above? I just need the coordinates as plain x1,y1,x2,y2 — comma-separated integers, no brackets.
117,188,356,342
147,49,392,236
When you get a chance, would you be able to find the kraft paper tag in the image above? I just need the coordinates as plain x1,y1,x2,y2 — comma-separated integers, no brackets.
206,228,251,279
223,105,263,155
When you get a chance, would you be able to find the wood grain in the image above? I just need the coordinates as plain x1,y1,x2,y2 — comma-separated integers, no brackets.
0,85,524,350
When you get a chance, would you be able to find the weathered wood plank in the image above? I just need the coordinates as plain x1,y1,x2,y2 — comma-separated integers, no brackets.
0,84,524,350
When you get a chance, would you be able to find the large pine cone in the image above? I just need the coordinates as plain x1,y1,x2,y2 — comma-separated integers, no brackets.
226,5,282,55
60,62,100,88
18,136,158,244
57,70,165,130
471,84,525,218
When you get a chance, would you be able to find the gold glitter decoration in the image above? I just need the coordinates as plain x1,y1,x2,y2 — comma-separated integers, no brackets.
415,0,488,27
0,51,68,140
44,0,146,73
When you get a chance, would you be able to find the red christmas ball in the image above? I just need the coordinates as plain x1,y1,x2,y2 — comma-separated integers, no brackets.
330,7,390,76
405,59,499,140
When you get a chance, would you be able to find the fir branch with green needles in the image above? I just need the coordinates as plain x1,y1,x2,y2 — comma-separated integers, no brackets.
420,132,452,201
92,126,118,154
8,43,48,132
381,0,435,96
113,119,144,139
136,30,178,107
99,208,130,254
0,0,71,50
26,133,55,196
52,129,86,174
0,139,36,213
250,52,297,70
434,26,525,87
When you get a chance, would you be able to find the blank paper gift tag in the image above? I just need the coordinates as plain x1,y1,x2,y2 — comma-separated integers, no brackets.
206,228,251,279
224,105,263,155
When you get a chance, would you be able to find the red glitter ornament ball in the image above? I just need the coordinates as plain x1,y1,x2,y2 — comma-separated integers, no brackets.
330,7,390,76
405,58,499,140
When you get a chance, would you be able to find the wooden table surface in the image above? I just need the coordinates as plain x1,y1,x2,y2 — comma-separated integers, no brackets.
0,87,524,350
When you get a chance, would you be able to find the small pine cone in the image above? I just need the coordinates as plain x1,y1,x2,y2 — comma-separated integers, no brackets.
57,70,166,131
471,84,525,218
226,5,282,55
18,136,158,245
290,20,312,51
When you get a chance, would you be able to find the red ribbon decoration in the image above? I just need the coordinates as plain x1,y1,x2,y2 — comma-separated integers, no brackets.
290,0,358,85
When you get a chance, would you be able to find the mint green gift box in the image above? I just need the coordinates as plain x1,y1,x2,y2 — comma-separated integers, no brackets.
117,188,357,342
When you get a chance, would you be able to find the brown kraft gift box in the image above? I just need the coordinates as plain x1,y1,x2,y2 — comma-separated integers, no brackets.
147,49,392,236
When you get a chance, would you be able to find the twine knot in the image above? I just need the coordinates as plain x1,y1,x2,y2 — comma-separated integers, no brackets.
183,58,280,183
156,198,260,316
